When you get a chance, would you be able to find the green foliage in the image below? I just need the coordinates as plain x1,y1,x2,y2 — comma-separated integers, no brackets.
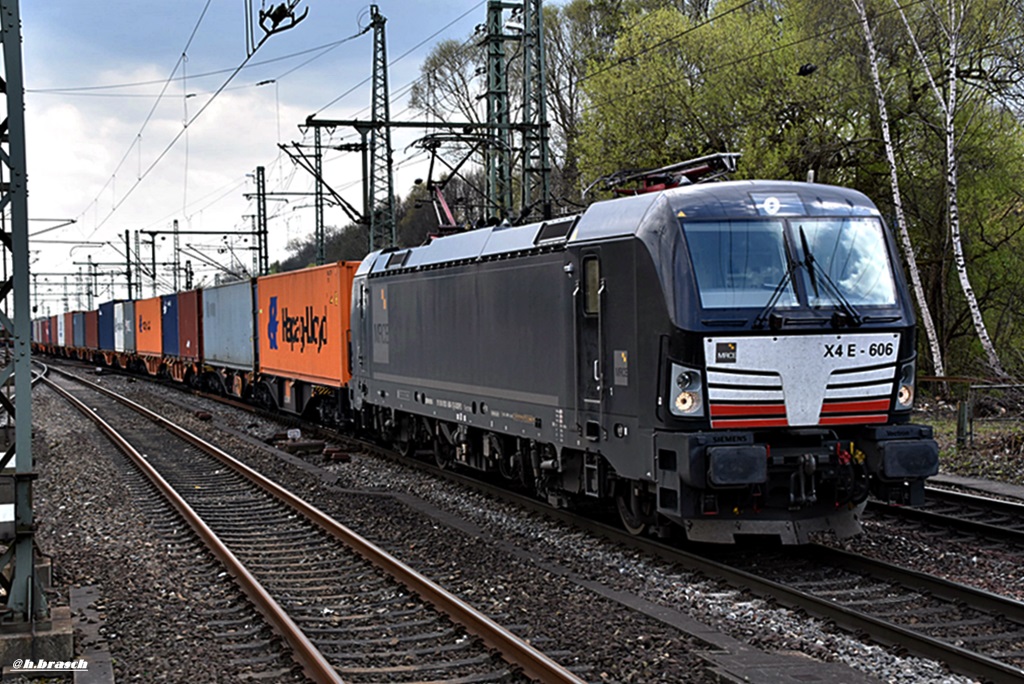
574,0,1024,377
864,0,1024,376
577,0,877,190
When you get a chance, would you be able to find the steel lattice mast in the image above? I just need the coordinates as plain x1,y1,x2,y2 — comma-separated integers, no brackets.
368,4,395,251
305,1,552,236
520,0,551,221
314,128,325,264
0,0,44,620
484,1,516,221
255,165,268,275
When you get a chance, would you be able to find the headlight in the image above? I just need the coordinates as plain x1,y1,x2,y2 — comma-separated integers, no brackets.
670,364,704,417
895,361,915,410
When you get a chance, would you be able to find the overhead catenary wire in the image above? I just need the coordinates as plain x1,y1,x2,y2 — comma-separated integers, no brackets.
29,6,481,288
312,1,485,116
81,6,331,238
29,35,369,94
55,3,482,281
33,0,787,286
76,0,214,234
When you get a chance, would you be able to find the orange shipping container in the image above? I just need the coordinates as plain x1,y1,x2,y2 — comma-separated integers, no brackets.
257,262,357,386
135,296,163,355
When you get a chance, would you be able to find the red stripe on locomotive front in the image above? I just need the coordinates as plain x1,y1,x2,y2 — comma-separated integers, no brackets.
819,414,889,425
710,417,790,429
820,399,891,413
709,403,787,417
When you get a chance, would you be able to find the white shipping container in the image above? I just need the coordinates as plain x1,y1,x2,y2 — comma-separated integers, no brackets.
114,302,125,352
202,279,255,371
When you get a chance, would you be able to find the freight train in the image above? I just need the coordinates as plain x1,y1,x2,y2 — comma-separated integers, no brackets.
33,179,939,544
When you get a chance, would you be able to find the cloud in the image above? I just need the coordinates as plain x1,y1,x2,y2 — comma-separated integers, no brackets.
21,0,484,294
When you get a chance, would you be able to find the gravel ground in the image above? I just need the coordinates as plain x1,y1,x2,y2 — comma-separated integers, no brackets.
30,381,302,683
832,514,1024,602
117,376,974,679
29,368,999,684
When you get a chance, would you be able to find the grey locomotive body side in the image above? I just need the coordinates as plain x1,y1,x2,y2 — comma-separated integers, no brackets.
349,181,938,543
357,249,576,450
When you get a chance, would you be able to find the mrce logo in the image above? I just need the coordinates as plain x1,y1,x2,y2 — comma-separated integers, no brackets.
715,342,737,363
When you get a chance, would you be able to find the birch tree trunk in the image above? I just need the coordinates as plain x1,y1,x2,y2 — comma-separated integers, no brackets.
852,0,945,377
896,0,1007,377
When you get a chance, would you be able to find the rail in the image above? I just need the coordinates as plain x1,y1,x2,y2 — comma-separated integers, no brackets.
42,372,343,684
45,366,586,684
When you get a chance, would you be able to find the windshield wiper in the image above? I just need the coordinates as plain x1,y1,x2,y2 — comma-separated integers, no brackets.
752,266,795,330
799,228,819,300
798,226,862,327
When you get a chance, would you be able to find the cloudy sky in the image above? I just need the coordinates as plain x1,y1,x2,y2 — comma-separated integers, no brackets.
21,0,488,312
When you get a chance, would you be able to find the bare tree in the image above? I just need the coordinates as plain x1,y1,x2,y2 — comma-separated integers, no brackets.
409,39,486,125
852,0,944,376
895,0,1007,377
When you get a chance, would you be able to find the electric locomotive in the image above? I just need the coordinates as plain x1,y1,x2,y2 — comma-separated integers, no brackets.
349,176,938,544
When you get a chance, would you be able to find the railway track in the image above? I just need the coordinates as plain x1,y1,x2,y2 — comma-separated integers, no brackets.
723,544,1024,683
214,382,1024,683
45,359,1024,682
43,366,586,684
866,487,1024,546
337,438,1024,683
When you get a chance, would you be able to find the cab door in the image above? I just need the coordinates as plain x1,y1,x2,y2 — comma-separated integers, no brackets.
349,275,370,408
576,252,604,441
354,277,369,373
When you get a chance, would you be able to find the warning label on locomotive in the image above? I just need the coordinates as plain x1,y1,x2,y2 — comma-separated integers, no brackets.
614,350,629,386
372,284,389,364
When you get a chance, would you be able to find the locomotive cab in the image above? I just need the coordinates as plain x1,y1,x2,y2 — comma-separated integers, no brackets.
631,181,939,543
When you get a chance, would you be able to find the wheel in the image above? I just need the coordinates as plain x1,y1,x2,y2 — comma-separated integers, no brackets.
255,383,276,411
397,437,415,458
396,415,417,457
616,482,657,536
433,440,454,469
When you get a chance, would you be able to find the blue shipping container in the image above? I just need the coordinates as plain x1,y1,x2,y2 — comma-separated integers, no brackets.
161,294,179,357
98,301,116,351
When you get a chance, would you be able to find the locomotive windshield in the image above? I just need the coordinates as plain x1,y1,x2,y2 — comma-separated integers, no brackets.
794,217,896,307
682,216,897,310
